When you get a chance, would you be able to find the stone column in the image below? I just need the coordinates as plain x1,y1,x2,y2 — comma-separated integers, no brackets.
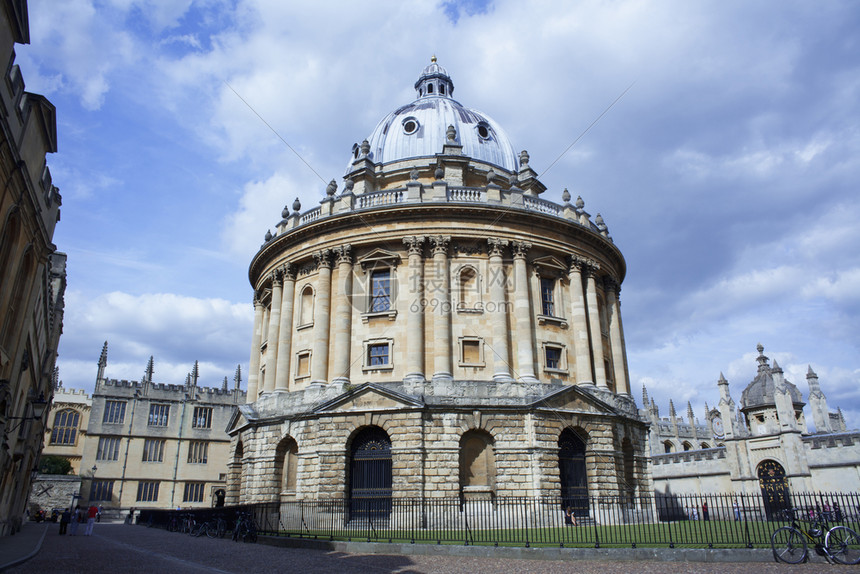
585,265,607,388
487,238,512,382
275,263,296,392
247,294,264,402
403,236,426,382
512,241,538,383
331,245,353,384
430,236,452,383
263,271,283,394
568,258,593,384
311,249,333,385
605,277,630,395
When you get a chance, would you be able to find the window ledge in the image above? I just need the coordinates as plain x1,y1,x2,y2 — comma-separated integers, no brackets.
362,365,394,373
537,315,568,328
296,322,313,331
544,367,569,375
361,310,397,323
456,307,484,314
459,361,486,368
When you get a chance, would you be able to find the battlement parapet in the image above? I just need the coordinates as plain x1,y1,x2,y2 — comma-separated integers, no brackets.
651,447,727,465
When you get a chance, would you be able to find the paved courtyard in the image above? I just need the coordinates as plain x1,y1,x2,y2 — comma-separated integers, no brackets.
4,523,828,573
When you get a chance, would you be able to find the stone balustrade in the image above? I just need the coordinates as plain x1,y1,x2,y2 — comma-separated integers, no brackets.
275,183,606,240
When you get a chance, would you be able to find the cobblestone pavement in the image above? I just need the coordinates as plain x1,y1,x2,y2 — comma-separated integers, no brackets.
6,524,835,574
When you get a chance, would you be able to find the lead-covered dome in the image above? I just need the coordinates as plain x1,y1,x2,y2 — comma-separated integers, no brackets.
740,345,804,410
351,58,519,172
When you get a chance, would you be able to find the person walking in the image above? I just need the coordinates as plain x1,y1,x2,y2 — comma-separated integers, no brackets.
59,508,71,535
69,505,81,536
85,504,98,535
733,499,740,521
702,501,709,521
97,504,103,522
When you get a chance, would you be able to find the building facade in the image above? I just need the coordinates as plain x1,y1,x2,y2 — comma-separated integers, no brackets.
647,344,860,501
0,0,65,536
228,60,649,517
80,344,246,512
40,382,91,475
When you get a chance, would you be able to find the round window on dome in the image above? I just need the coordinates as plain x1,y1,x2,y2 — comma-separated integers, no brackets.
402,117,419,135
476,123,491,140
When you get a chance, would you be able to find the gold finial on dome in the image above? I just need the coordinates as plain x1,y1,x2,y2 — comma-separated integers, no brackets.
431,55,437,63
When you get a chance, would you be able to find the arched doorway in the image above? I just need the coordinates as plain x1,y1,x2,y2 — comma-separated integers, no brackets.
758,459,791,520
558,428,589,517
348,427,391,520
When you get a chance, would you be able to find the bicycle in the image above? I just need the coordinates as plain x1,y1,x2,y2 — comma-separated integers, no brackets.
771,509,860,564
232,511,258,543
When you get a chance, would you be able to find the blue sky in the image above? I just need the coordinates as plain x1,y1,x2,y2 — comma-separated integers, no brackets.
17,0,860,430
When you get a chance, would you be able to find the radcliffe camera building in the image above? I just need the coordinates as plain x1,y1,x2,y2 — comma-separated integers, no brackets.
228,60,649,512
0,0,65,536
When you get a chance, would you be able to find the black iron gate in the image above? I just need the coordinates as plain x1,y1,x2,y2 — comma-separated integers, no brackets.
349,427,392,520
559,428,589,517
758,459,791,520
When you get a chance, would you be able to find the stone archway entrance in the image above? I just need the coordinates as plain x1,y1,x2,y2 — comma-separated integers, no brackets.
558,428,589,517
758,459,791,520
348,427,392,520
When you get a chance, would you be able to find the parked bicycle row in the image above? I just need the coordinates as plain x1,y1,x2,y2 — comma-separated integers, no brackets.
150,509,258,543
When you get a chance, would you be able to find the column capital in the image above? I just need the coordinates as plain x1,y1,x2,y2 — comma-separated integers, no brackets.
603,276,620,295
403,235,426,256
487,237,509,257
511,240,531,259
429,235,451,256
281,262,296,280
313,248,333,269
270,269,283,286
333,244,353,265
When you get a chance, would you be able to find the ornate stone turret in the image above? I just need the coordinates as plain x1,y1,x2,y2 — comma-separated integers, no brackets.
687,401,698,440
806,366,833,433
717,372,737,439
96,341,108,383
772,359,801,432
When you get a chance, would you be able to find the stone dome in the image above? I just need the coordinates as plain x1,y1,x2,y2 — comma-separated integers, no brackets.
740,345,804,410
350,58,519,173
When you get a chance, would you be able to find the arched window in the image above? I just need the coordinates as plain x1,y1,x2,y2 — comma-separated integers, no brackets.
232,441,244,504
0,210,21,293
274,436,298,497
459,430,495,499
663,441,674,454
682,441,693,451
50,409,80,445
348,426,392,519
558,427,588,516
621,437,635,504
457,266,480,311
701,442,710,449
298,285,314,326
1,248,34,349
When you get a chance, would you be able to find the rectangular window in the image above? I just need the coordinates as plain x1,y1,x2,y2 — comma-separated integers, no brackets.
183,482,205,503
370,269,391,312
296,351,310,378
368,343,389,366
192,407,212,429
187,441,209,464
96,437,121,461
148,404,170,427
462,340,481,364
90,480,114,502
103,400,126,424
136,481,160,502
545,346,562,370
540,277,555,316
142,439,165,462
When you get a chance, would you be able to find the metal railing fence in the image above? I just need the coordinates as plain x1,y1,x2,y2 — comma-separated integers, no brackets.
136,491,860,549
